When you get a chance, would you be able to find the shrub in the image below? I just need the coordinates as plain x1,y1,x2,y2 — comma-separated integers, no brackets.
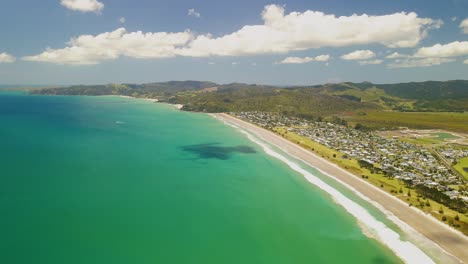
438,207,444,214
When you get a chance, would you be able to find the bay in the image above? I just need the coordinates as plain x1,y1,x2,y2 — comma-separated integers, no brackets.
0,92,401,263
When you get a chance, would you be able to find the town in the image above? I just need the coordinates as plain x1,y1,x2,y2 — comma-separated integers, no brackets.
233,111,468,203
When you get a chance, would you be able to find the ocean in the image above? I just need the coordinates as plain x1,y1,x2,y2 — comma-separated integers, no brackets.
0,91,431,263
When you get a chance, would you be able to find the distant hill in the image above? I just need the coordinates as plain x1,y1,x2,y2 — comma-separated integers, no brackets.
377,80,468,100
32,81,218,97
307,81,468,112
171,84,378,116
31,80,468,115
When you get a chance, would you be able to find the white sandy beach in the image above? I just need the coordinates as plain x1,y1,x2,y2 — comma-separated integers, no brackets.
215,113,468,264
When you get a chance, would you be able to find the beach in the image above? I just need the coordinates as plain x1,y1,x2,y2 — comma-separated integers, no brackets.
215,113,468,263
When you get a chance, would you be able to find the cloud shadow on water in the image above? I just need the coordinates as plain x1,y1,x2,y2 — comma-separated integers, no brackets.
181,143,256,160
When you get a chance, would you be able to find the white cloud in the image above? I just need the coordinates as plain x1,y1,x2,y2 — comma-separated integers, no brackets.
452,17,458,22
119,17,126,24
23,28,193,65
279,54,330,64
179,5,441,57
341,50,375,60
386,41,468,68
25,4,442,64
60,0,104,13
231,62,239,65
188,8,201,18
414,41,468,58
314,54,331,62
388,58,454,68
385,52,408,59
464,59,468,64
358,59,383,65
0,52,16,63
460,18,468,34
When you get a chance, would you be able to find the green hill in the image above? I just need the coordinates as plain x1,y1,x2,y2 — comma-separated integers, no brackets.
31,81,218,97
378,80,468,100
171,85,379,116
31,79,468,116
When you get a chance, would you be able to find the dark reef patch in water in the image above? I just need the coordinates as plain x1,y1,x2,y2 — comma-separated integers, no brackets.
181,143,256,160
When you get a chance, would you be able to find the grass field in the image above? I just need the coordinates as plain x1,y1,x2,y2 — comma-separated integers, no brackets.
454,157,468,180
341,111,468,133
274,127,468,235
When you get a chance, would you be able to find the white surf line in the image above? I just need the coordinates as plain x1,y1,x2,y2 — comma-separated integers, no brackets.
216,117,438,264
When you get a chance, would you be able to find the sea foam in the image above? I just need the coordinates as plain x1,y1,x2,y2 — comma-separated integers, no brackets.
223,120,436,264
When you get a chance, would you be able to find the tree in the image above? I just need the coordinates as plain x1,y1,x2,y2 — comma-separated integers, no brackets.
355,123,364,130
438,206,444,214
455,215,460,221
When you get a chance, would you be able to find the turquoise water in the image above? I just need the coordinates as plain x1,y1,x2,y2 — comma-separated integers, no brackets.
0,92,403,263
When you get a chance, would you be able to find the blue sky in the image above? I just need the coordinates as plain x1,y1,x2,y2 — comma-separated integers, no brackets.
0,0,468,85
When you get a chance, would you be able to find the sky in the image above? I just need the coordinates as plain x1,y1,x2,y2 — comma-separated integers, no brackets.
0,0,468,85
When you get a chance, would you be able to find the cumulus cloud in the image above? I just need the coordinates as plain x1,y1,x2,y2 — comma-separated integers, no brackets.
279,54,330,64
0,52,16,63
388,58,454,68
341,50,375,60
414,41,468,58
358,59,383,65
179,5,441,57
119,17,126,24
25,4,442,64
385,41,468,68
385,52,409,59
188,8,201,18
60,0,104,13
460,18,468,34
23,28,193,65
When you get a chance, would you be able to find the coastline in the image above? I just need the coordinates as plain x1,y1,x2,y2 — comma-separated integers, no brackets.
214,113,468,263
114,95,184,109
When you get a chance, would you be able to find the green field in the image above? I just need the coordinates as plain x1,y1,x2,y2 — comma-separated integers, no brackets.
454,157,468,180
342,111,468,133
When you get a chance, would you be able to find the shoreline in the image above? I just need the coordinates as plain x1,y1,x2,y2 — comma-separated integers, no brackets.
214,113,468,263
114,95,184,109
